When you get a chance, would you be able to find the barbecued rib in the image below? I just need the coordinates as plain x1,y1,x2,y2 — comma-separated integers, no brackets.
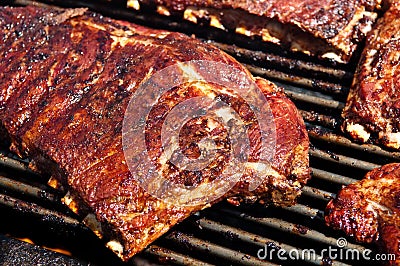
342,2,400,150
0,6,309,261
129,0,381,63
325,163,400,266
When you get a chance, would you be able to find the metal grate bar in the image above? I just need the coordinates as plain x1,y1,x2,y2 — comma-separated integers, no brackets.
281,203,323,220
144,245,214,266
301,186,335,202
284,89,345,110
164,231,271,266
0,193,80,227
245,64,348,96
310,148,381,171
0,152,32,173
0,175,59,203
311,168,357,186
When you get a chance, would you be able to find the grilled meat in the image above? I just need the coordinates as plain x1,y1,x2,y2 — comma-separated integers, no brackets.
342,2,400,150
0,6,309,261
325,163,400,265
130,0,381,63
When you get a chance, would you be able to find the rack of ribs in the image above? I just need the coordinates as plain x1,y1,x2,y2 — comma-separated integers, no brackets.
0,6,309,261
128,0,382,63
325,163,400,265
342,2,400,150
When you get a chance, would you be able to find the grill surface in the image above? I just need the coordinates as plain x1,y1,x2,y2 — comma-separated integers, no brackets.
1,1,399,265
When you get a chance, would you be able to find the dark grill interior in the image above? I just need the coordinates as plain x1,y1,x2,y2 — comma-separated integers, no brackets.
1,1,399,265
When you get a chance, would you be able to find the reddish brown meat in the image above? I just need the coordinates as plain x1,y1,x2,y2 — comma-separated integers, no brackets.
0,6,309,261
325,163,400,265
342,2,400,150
132,0,381,62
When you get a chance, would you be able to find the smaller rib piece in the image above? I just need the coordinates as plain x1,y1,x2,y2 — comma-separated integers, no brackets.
342,3,400,150
132,0,381,62
325,163,400,266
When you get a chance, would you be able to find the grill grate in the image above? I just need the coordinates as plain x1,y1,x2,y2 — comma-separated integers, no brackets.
1,0,399,265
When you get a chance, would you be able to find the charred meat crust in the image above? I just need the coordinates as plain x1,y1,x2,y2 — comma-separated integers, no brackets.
136,0,381,62
0,6,309,261
140,0,379,38
325,163,400,265
342,2,400,150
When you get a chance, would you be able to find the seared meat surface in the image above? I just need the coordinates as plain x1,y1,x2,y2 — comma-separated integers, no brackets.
131,0,381,62
0,6,309,261
342,2,400,149
325,163,400,265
